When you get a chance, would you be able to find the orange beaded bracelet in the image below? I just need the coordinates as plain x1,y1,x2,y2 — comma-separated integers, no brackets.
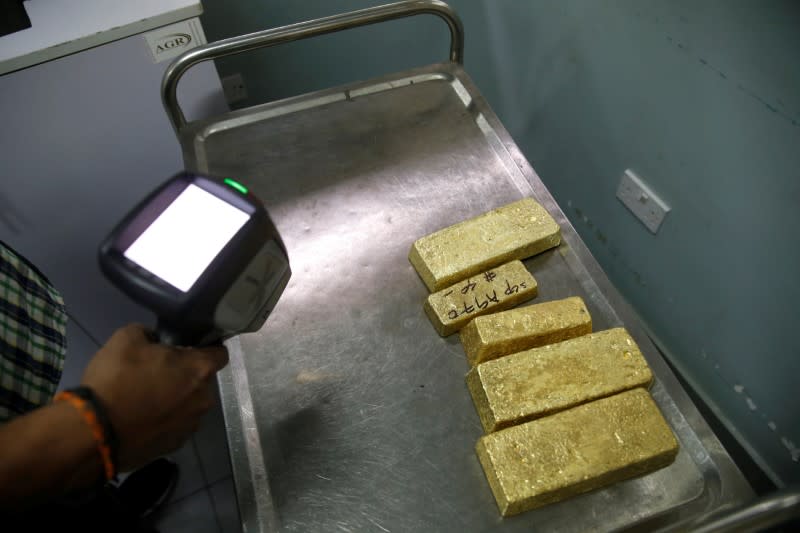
54,389,118,481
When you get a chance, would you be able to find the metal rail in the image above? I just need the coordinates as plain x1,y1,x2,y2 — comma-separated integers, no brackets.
654,487,800,532
161,0,464,134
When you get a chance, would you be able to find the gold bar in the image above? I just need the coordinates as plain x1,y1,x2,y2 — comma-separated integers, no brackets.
424,261,537,336
409,198,561,292
476,388,679,517
466,328,652,432
459,296,592,366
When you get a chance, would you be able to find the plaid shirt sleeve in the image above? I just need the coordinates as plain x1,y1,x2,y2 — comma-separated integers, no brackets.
0,241,67,422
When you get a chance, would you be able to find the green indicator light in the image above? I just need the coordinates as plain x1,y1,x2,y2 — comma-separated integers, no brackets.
224,178,248,194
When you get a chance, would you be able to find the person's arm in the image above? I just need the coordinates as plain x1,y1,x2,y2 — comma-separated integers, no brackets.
0,324,228,510
0,401,103,508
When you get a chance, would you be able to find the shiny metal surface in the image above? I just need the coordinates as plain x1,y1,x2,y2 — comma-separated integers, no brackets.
182,61,753,531
161,0,463,134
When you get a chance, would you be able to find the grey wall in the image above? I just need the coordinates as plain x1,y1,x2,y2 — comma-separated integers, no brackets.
0,29,226,365
200,0,800,485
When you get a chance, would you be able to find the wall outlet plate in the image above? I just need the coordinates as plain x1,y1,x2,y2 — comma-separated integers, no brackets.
616,169,671,234
221,73,248,104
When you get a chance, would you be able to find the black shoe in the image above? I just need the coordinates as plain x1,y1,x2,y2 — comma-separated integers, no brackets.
117,457,179,520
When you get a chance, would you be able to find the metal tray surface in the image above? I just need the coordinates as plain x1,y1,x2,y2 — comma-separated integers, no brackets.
180,62,752,532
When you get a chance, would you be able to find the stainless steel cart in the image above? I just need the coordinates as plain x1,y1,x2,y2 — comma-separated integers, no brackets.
162,2,754,531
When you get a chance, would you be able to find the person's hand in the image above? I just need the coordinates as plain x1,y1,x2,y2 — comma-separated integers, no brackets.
81,324,229,471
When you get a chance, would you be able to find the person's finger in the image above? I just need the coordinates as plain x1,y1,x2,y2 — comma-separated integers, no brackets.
196,344,230,372
180,345,229,381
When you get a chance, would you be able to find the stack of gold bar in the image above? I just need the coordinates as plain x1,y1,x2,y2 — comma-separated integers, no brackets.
409,198,561,336
460,296,592,366
423,260,538,336
475,388,679,516
408,197,561,292
408,197,679,518
466,328,654,432
467,327,679,516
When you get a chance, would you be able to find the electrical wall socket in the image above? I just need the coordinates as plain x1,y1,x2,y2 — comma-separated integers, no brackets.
616,169,670,234
221,73,247,104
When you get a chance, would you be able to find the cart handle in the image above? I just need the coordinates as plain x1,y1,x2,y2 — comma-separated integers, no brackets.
162,0,464,135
